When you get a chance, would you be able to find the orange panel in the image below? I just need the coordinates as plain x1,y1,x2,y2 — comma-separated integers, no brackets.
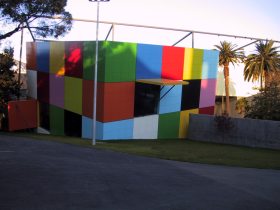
26,42,37,70
96,82,105,121
8,100,38,131
97,82,135,122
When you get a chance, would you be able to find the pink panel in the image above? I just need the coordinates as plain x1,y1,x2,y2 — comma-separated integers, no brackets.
199,79,217,108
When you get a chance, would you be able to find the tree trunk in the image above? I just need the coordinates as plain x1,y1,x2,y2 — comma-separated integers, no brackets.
224,64,230,115
264,71,270,89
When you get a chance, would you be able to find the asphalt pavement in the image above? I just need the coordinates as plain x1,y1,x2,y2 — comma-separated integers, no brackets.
0,134,280,210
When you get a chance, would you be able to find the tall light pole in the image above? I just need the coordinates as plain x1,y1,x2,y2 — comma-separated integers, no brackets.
89,0,110,145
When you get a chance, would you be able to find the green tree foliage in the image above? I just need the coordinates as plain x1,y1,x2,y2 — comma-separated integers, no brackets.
235,97,248,115
215,41,244,115
0,47,21,129
244,73,280,121
244,40,280,90
0,47,20,107
0,0,72,40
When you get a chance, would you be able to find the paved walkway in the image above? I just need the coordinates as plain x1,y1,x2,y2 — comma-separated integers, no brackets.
0,134,280,210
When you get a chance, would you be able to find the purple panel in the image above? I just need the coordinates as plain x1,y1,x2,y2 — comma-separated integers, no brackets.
199,79,217,108
49,73,64,108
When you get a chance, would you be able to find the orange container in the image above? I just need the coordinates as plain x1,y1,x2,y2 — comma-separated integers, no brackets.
8,100,38,131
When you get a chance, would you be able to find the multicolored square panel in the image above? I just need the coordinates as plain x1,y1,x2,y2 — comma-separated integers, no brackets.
26,40,219,140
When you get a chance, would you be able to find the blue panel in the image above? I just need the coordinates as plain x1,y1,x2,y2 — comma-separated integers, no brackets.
97,119,134,140
96,121,104,140
136,44,162,79
82,116,92,139
36,42,50,73
202,50,219,79
159,85,182,114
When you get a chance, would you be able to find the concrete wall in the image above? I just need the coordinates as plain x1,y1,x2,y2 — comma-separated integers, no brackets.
188,114,280,150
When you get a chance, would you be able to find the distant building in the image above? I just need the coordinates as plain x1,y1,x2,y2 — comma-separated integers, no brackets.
215,63,260,117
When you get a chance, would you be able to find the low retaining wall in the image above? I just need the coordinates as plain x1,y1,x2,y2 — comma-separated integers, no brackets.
188,114,280,150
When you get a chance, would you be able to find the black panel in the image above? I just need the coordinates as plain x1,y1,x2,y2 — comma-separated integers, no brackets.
181,80,201,110
134,82,160,117
64,110,82,137
39,102,50,130
37,72,49,104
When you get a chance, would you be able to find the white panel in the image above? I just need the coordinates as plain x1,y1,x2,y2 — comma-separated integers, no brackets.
133,115,159,139
26,70,37,99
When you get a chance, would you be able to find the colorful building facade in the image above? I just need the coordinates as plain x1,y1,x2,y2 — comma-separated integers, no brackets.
26,41,219,140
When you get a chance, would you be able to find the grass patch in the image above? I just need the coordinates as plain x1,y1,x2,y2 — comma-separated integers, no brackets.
1,131,280,169
94,140,280,169
1,131,92,147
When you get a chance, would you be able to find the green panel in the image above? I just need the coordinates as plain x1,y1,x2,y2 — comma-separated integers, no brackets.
102,41,137,82
50,42,65,76
97,41,106,82
83,41,95,80
191,49,204,79
50,105,64,135
158,112,180,139
64,76,82,114
84,41,106,82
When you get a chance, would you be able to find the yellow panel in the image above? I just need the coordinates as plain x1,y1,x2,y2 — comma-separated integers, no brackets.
136,79,188,86
179,109,198,138
64,76,82,115
50,42,65,76
183,48,194,80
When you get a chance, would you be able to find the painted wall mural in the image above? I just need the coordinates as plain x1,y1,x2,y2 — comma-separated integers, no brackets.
26,41,219,140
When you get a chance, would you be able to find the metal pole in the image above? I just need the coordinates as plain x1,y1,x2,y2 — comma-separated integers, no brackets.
192,32,194,48
105,24,114,41
172,32,192,46
48,15,280,44
92,1,100,145
112,24,115,41
18,26,24,95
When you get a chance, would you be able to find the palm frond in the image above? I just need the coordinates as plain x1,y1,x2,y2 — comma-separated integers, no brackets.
244,40,280,86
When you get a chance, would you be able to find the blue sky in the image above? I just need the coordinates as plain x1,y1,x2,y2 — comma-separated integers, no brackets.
63,0,280,49
1,0,277,97
4,0,280,62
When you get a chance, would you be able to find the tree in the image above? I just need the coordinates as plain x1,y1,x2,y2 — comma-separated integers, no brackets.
0,0,72,40
215,41,244,115
0,47,21,129
244,72,280,121
244,40,280,90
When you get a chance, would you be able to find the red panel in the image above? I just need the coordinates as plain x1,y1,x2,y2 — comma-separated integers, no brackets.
8,100,38,131
26,42,37,70
65,42,83,78
97,82,135,122
82,80,94,118
161,46,184,80
96,82,105,121
199,106,215,115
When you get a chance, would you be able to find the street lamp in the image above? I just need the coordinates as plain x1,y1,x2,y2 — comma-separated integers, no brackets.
89,0,110,145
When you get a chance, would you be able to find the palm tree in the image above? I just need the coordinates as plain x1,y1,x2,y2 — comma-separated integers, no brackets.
215,41,244,115
244,40,280,90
